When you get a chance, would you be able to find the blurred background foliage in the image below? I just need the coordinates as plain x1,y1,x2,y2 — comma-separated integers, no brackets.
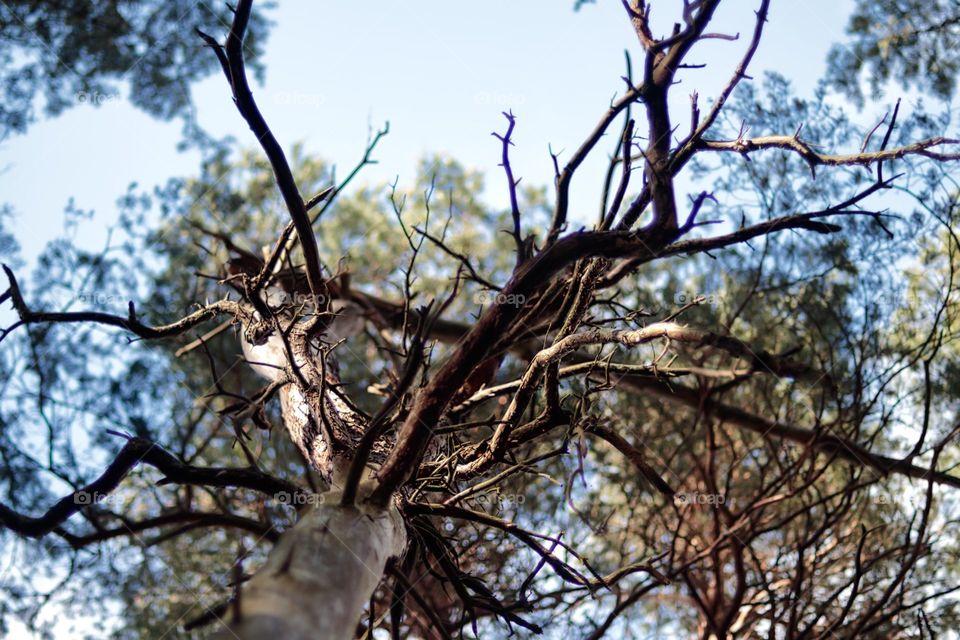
0,0,273,139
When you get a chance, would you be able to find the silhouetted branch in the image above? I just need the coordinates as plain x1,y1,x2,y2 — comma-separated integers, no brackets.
197,0,325,299
0,436,303,538
1,264,237,343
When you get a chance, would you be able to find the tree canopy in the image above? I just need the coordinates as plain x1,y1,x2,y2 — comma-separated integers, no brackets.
1,1,959,639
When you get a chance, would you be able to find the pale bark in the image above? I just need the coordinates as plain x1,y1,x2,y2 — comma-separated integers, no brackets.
212,301,404,639
211,485,405,640
239,298,368,483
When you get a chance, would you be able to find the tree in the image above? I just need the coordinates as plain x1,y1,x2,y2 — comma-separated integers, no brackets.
0,0,272,138
827,0,960,104
2,0,960,637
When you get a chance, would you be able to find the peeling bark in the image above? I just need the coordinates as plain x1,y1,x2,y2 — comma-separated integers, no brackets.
239,299,368,483
217,301,404,639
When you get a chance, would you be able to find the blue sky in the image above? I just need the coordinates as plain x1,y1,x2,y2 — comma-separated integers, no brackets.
0,0,853,269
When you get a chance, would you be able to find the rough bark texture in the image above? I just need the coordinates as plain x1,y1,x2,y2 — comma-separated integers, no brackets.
218,302,404,639
240,298,369,484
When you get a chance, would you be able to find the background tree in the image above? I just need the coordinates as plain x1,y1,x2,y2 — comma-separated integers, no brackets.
0,0,272,138
827,0,960,104
2,1,960,638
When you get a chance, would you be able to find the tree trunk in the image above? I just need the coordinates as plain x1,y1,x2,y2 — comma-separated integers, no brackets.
211,301,404,639
212,485,405,640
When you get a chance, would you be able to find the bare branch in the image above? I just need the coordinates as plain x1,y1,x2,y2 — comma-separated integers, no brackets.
493,111,527,265
697,133,960,167
669,0,772,175
0,436,303,539
2,264,237,343
56,512,279,549
197,1,325,299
